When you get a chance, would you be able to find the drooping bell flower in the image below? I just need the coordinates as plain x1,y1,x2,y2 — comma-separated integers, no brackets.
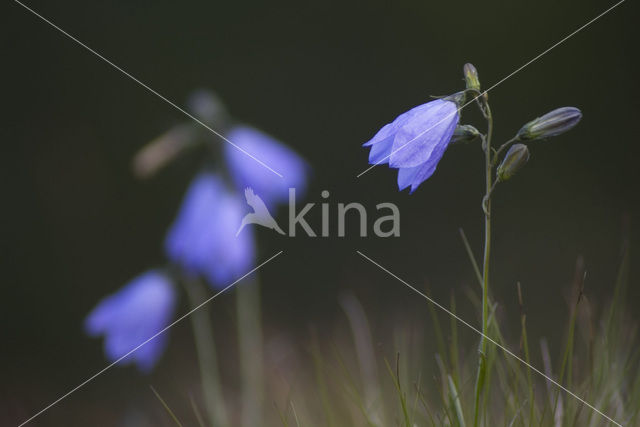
363,98,460,193
224,125,308,207
84,271,176,372
165,172,255,288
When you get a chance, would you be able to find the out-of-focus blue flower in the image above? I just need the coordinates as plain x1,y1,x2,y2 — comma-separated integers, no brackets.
364,99,459,193
85,271,176,373
165,173,255,288
225,125,308,207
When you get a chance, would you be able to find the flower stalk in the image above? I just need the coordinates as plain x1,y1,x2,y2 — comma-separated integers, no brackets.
184,278,229,427
237,277,264,427
474,98,493,427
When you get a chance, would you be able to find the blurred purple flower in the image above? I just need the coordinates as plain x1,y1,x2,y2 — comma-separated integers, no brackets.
363,99,459,193
225,125,308,207
165,173,255,288
85,271,176,373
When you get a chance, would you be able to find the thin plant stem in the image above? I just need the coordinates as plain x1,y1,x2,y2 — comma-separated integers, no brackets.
275,402,290,427
339,292,384,423
184,278,230,427
474,102,493,427
482,104,494,345
492,137,518,164
150,385,185,427
189,394,207,427
311,332,336,427
552,291,580,423
290,401,301,427
448,374,467,427
236,277,265,427
450,292,461,389
384,355,412,427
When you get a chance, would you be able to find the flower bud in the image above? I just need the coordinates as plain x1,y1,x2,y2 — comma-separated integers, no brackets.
463,63,481,91
451,124,481,144
497,144,529,182
516,107,582,141
186,89,228,125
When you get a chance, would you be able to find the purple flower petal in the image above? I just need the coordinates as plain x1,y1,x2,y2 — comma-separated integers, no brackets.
165,173,255,288
363,118,405,148
397,165,421,191
363,102,437,164
404,127,451,192
84,271,176,372
225,126,308,208
366,135,394,165
364,102,435,146
389,99,458,168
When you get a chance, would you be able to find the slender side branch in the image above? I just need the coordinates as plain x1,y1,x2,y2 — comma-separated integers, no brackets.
493,137,519,165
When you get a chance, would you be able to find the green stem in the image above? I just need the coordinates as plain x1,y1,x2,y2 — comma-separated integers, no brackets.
474,103,493,427
237,278,264,427
492,137,518,165
184,278,229,427
483,106,494,345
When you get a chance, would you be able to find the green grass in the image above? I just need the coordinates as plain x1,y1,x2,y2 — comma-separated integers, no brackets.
270,242,638,426
155,237,639,427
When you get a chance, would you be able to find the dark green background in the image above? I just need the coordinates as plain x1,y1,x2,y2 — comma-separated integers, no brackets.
2,0,638,424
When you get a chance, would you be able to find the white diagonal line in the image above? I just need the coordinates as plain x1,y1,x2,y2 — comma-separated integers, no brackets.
356,0,626,179
356,250,623,426
13,0,284,179
17,250,284,427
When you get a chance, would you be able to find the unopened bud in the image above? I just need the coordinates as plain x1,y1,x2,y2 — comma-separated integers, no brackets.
497,144,529,182
516,107,582,141
187,90,228,125
463,63,481,92
451,125,481,144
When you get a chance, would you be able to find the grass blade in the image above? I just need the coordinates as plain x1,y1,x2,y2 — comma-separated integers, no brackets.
150,386,184,427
